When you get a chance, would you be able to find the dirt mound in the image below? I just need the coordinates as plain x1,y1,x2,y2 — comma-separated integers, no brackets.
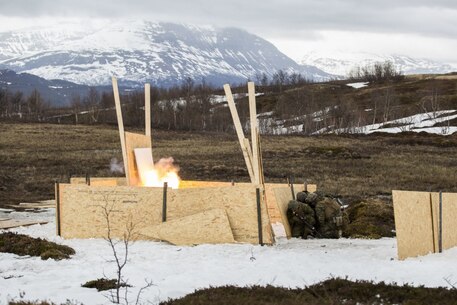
344,198,395,238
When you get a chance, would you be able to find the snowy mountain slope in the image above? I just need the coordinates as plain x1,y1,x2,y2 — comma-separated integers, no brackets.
0,21,332,86
300,50,456,77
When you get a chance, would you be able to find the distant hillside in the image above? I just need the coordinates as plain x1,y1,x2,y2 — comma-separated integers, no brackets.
300,50,456,77
0,69,134,106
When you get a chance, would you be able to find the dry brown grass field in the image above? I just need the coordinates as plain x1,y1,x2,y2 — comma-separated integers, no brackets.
1,122,457,208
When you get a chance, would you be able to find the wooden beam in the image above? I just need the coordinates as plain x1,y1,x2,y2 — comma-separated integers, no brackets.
248,82,260,185
223,84,255,183
112,77,129,184
145,83,151,137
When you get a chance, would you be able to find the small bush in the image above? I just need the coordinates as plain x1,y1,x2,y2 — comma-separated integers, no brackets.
160,278,457,305
0,232,75,260
82,278,131,292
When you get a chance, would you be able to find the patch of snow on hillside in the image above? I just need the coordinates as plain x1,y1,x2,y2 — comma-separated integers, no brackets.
320,110,457,135
347,82,368,89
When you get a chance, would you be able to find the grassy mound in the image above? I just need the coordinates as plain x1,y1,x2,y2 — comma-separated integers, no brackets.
82,278,130,292
160,278,457,305
0,232,75,260
344,198,395,238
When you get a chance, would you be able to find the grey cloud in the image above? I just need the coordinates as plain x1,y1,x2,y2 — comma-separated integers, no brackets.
0,0,456,40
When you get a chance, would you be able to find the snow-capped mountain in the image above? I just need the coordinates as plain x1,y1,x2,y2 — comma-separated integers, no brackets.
300,50,456,77
0,20,332,87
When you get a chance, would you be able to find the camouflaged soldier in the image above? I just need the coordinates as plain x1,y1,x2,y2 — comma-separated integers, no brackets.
296,191,321,207
286,200,316,239
314,198,348,238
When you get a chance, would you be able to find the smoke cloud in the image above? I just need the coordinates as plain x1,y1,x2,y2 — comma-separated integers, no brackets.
110,158,124,173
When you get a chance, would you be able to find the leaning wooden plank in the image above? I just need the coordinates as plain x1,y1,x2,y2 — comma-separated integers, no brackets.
145,83,151,137
223,84,255,183
0,220,48,230
139,209,235,245
392,190,435,260
124,132,152,186
112,77,129,183
248,82,260,185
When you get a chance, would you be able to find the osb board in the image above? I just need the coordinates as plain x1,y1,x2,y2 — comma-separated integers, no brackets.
124,132,152,186
70,177,127,186
392,190,435,260
139,209,235,245
59,184,163,239
436,193,457,251
0,219,48,229
162,185,272,244
59,184,272,244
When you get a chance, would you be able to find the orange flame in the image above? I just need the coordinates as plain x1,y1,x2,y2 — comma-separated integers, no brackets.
141,157,180,189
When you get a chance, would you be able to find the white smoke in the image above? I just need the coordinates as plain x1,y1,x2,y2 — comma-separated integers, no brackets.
154,157,180,176
110,158,124,173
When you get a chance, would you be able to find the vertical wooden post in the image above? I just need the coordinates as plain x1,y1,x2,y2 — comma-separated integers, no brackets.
145,83,151,137
290,176,295,200
248,82,260,186
162,182,168,222
223,84,255,183
256,188,264,246
112,77,130,184
55,181,61,237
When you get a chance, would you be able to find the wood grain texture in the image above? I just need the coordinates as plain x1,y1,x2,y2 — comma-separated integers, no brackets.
59,184,273,244
439,193,457,251
139,209,235,245
392,190,435,260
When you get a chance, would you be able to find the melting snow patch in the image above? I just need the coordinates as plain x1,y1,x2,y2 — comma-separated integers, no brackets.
347,82,369,89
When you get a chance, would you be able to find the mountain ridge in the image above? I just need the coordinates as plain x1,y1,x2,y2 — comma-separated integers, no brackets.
0,20,333,87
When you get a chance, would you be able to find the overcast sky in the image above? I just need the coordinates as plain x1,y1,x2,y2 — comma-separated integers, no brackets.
1,0,456,64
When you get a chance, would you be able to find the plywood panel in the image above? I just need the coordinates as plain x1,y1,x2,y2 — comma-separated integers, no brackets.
441,193,457,250
139,209,235,245
392,190,435,260
60,184,272,244
0,219,48,229
124,132,152,186
60,184,163,239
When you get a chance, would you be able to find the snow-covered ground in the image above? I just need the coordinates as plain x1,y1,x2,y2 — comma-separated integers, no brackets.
327,110,457,135
1,208,457,305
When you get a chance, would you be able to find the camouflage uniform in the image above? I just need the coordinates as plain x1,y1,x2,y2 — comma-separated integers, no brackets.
314,198,348,238
287,200,316,239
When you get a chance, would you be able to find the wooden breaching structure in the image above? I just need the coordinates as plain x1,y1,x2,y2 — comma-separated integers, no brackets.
393,190,457,259
55,79,316,245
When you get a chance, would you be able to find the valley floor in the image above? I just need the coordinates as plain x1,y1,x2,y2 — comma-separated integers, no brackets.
1,208,457,305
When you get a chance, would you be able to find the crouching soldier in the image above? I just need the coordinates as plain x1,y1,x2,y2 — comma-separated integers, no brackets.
286,200,316,239
314,198,348,238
